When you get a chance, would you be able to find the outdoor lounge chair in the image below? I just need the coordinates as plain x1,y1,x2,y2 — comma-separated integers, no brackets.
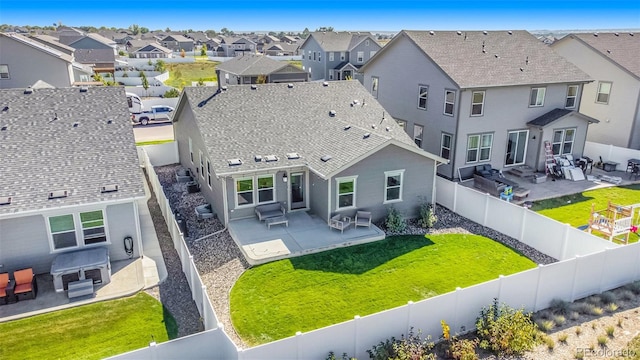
355,211,372,228
0,273,9,304
13,268,37,301
329,214,350,233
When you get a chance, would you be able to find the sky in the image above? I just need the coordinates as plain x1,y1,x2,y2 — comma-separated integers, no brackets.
0,0,638,32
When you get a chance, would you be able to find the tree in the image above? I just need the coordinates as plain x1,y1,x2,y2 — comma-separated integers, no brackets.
221,27,232,36
165,27,171,32
154,60,166,73
205,29,217,38
141,72,149,96
301,27,310,38
129,24,140,35
140,27,149,34
200,44,207,56
315,26,334,32
180,49,186,58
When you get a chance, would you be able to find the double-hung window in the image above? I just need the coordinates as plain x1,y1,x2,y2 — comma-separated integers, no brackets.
467,133,493,163
371,77,379,98
49,215,77,250
329,52,334,61
471,91,485,116
565,85,578,108
418,85,428,110
336,176,357,209
236,177,254,206
357,51,364,63
529,87,546,107
199,151,205,179
384,170,404,203
596,81,612,104
441,133,452,160
80,211,106,245
48,210,107,251
552,128,576,155
413,125,424,148
206,159,212,188
257,175,274,203
444,90,455,116
340,52,345,61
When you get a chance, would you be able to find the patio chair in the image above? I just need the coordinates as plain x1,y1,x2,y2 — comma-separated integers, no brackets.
355,211,372,228
13,268,37,301
329,214,350,233
499,186,514,202
0,273,9,305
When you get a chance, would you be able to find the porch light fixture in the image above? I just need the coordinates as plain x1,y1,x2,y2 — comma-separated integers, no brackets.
282,173,288,183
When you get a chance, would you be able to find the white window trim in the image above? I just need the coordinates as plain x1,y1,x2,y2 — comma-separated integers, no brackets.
206,159,212,189
505,130,529,166
396,119,407,130
256,174,276,204
357,51,364,63
329,52,334,61
529,87,546,107
199,150,205,180
441,133,452,160
466,133,493,163
565,85,578,109
444,90,455,116
552,128,576,155
234,176,255,208
46,209,110,253
340,52,345,61
471,91,485,116
418,85,428,110
596,81,612,104
188,137,194,164
413,124,424,148
383,170,405,204
335,175,358,210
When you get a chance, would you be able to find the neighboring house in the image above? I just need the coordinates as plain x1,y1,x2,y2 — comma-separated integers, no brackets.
172,81,446,225
69,33,118,54
281,35,299,44
56,26,85,45
0,32,93,89
131,43,173,59
160,34,194,52
551,32,640,149
216,53,308,84
0,86,146,275
299,31,382,82
30,34,76,56
185,32,210,46
264,43,299,56
73,48,117,75
125,39,156,52
361,30,597,180
220,37,257,57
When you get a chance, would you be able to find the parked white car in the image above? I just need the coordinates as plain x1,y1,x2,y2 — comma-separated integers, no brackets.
131,105,174,125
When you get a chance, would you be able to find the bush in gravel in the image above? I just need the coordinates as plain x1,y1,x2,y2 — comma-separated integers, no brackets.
367,328,436,360
575,326,582,336
417,201,438,229
600,291,617,305
597,335,608,347
569,311,580,321
558,333,569,344
590,306,604,316
325,351,355,360
549,298,570,314
544,336,555,350
385,206,406,233
606,326,615,337
448,338,479,360
553,315,566,326
476,299,540,356
605,303,619,313
618,289,635,301
536,319,555,332
570,302,593,315
624,281,640,295
586,295,602,306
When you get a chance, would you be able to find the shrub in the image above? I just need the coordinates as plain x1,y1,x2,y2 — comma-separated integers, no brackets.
575,350,585,359
476,299,540,356
553,315,566,326
549,298,569,314
448,338,479,360
605,303,619,313
544,336,555,350
558,333,568,344
625,281,640,295
570,302,593,315
600,291,617,305
385,206,406,233
325,351,355,360
122,72,129,78
569,311,580,321
618,289,635,301
163,88,180,98
118,50,125,56
536,319,555,332
418,201,437,229
154,60,166,73
590,306,604,316
617,317,624,328
605,326,615,337
367,328,435,360
597,335,608,347
147,59,153,66
586,295,602,306
575,326,582,336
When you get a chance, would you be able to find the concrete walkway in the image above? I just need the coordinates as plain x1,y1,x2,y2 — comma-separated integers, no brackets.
139,174,168,288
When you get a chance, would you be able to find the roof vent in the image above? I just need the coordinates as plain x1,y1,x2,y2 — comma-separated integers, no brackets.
344,125,351,130
221,86,228,91
494,54,499,58
227,158,242,166
73,122,79,128
429,31,434,35
321,155,332,162
1,106,8,112
0,196,11,205
101,184,119,193
48,190,68,199
593,32,598,37
264,155,278,162
352,99,359,106
614,33,619,36
287,83,294,88
483,31,488,35
322,81,329,87
508,30,513,35
371,124,377,129
519,67,524,72
107,119,113,124
630,33,635,36
254,155,263,162
456,31,462,35
24,88,33,95
607,50,611,54
286,152,300,159
1,125,7,131
385,126,390,131
250,84,257,90
329,110,336,117
79,86,88,92
363,133,371,139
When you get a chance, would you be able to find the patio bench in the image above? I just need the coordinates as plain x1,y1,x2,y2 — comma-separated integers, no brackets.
265,215,288,229
67,279,94,299
255,202,286,221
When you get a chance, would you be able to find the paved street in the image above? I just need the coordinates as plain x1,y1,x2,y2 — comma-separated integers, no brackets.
133,122,174,143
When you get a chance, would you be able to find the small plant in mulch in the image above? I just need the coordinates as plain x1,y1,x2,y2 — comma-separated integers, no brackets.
417,200,438,229
570,302,593,315
600,291,618,305
592,322,598,330
605,303,619,313
553,315,567,326
440,320,479,360
544,336,555,350
536,320,555,332
590,306,604,316
597,335,608,347
586,295,603,306
575,326,582,336
605,326,615,337
574,350,585,359
617,317,624,328
476,299,540,356
569,311,580,321
549,298,570,314
624,281,640,295
558,333,569,344
618,289,635,301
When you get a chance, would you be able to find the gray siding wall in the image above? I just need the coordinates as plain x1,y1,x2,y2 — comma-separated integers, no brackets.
174,102,225,221
324,51,348,80
332,144,434,222
362,35,460,178
70,37,112,50
308,171,329,221
300,38,326,81
531,114,590,170
226,171,289,221
553,38,640,149
0,215,52,274
348,38,381,68
455,83,585,174
105,203,141,260
0,36,73,89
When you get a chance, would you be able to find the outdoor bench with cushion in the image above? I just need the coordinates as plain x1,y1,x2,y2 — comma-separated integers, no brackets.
475,164,500,178
255,202,286,221
473,174,507,197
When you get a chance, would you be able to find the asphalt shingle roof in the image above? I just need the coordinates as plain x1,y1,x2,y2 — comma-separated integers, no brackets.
216,54,288,76
181,81,437,178
306,31,374,52
571,32,640,78
0,87,145,216
527,108,599,127
401,30,591,88
74,48,115,63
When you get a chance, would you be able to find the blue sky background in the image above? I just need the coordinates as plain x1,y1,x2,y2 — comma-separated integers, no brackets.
0,0,638,32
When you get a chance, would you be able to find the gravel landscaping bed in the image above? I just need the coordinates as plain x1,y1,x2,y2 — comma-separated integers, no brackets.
153,163,557,348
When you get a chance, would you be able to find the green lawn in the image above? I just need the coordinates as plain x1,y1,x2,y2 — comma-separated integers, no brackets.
531,184,640,243
136,139,174,147
287,60,302,69
165,62,220,90
0,292,177,360
230,234,536,346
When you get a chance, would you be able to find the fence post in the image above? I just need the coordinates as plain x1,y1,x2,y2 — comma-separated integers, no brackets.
353,315,360,356
453,182,458,213
599,248,609,293
636,244,640,281
560,223,571,260
189,255,196,299
296,331,303,360
453,287,462,332
533,264,544,311
406,301,414,335
201,285,207,327
570,255,580,301
483,194,490,226
497,275,505,303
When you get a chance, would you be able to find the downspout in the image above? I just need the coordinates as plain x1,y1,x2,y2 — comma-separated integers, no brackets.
432,159,448,213
452,89,463,180
327,177,332,224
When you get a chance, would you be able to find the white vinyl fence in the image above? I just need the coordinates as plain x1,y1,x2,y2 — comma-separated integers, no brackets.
584,141,640,171
113,147,640,359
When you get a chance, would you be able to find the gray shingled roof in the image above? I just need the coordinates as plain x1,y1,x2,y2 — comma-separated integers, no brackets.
74,48,116,63
304,31,375,52
30,34,76,54
527,108,599,127
163,34,193,43
570,32,640,78
0,87,145,216
134,43,172,54
397,30,592,88
0,33,73,63
216,54,288,76
180,81,442,178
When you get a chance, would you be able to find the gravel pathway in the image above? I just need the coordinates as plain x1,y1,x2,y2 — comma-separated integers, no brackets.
152,164,557,348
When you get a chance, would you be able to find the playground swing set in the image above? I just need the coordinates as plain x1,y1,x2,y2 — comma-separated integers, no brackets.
587,202,640,244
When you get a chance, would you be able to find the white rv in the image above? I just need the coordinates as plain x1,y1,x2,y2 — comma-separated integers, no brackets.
126,92,143,113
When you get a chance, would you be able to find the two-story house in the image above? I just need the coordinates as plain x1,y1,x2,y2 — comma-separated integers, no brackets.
219,36,257,57
551,32,640,149
160,34,194,52
299,31,381,82
361,30,598,180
